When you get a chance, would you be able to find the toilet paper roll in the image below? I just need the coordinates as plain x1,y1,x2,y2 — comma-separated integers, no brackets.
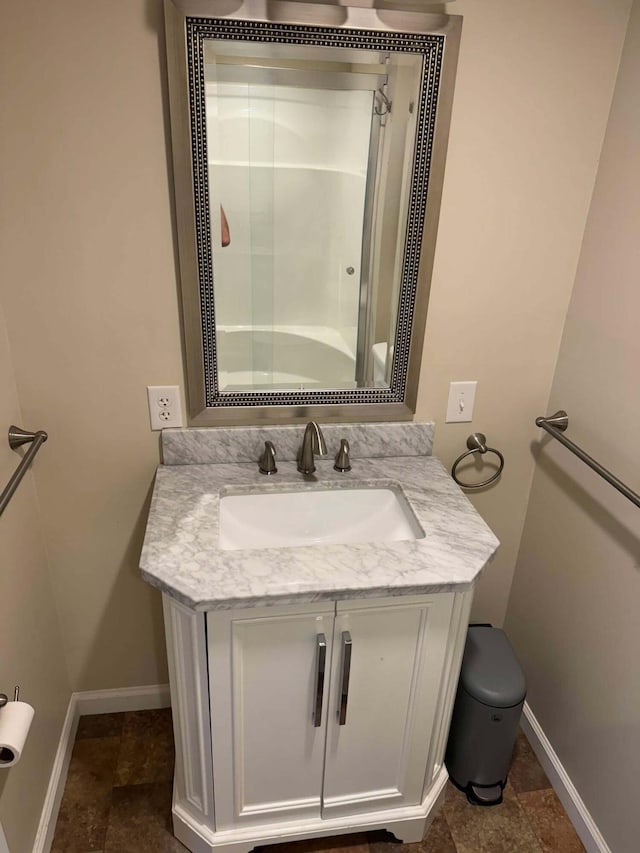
0,702,35,767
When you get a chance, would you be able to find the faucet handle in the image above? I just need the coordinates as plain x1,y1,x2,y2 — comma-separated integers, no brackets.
259,440,277,475
334,439,351,473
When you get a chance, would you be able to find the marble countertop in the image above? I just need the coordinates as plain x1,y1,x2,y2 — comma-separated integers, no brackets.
140,455,499,610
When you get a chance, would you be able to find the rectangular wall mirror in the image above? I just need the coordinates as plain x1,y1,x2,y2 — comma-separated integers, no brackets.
164,0,461,424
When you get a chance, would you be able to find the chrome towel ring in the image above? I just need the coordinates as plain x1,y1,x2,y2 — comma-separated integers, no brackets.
451,433,504,490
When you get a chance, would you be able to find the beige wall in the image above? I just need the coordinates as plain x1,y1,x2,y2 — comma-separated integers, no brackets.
0,0,632,697
0,301,71,851
0,0,180,689
416,0,631,625
504,2,640,849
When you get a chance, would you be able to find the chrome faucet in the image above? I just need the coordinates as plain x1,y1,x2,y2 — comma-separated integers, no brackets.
297,422,327,475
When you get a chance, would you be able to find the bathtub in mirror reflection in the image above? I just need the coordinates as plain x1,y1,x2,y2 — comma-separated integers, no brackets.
164,1,461,422
216,325,393,392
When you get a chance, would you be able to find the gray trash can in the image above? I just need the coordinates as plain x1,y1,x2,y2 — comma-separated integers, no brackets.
445,625,526,806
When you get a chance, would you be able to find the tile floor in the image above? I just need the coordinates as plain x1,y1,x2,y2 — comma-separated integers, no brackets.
52,709,585,853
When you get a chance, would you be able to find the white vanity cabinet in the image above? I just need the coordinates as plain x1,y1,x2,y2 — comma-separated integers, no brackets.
207,602,336,829
164,589,474,853
321,595,455,819
143,431,500,853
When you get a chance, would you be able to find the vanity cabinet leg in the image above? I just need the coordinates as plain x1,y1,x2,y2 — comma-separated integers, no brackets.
386,781,447,845
387,818,430,845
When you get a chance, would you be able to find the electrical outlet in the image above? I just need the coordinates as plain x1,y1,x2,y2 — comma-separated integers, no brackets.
446,381,477,423
147,386,184,430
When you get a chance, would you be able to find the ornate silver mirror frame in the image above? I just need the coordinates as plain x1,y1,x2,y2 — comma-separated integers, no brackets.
164,0,461,425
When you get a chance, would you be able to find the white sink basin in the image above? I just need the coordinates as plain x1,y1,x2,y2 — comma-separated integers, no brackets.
219,486,424,551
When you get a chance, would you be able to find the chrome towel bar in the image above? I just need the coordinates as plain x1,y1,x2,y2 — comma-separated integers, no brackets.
0,426,48,518
536,410,640,509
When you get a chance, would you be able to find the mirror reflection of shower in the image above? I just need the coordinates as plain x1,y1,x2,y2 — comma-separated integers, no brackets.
204,42,421,393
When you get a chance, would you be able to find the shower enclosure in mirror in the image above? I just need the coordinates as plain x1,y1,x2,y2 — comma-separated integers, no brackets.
165,0,461,424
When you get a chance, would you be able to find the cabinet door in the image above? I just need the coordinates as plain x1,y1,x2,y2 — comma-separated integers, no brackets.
207,603,334,829
322,593,454,818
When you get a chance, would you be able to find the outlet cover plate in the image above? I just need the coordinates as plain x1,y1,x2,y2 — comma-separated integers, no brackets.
446,381,477,423
147,385,184,430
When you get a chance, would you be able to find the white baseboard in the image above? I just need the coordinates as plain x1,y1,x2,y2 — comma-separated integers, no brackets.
32,694,80,853
33,684,170,853
74,683,171,716
521,701,611,853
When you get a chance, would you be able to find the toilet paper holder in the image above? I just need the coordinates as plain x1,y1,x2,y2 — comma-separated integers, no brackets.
0,685,34,768
0,687,20,707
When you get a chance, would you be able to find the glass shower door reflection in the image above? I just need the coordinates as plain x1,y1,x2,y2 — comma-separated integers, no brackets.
208,75,372,392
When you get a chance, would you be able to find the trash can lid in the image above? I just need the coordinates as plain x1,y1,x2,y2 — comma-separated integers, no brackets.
459,627,526,708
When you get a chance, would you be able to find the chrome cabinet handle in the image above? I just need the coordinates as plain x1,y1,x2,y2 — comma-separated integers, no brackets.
338,631,352,726
313,633,327,727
